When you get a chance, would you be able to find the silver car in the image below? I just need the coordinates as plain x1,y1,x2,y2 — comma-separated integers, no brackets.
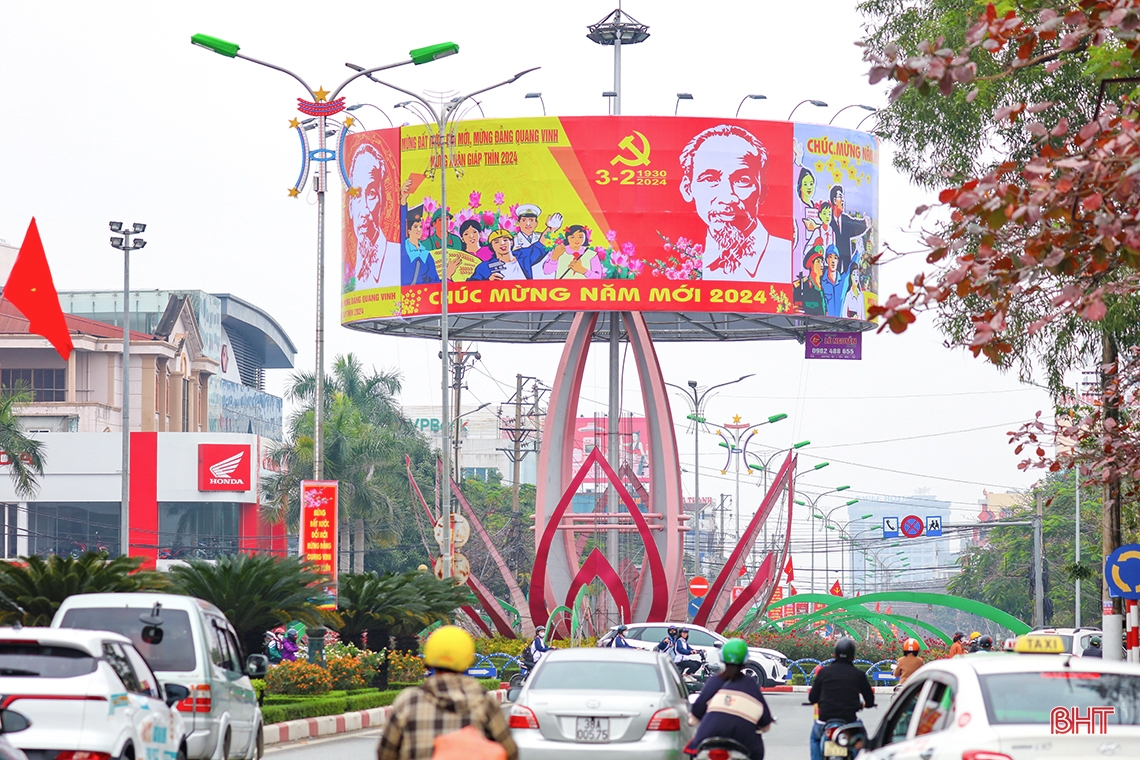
508,648,695,759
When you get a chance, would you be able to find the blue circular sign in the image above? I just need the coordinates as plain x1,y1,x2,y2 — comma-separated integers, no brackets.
901,514,924,539
1105,544,1140,599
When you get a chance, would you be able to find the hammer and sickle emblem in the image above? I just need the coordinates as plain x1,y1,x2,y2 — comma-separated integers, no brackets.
611,131,651,166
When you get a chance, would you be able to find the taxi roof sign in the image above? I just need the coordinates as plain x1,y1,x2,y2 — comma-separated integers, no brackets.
1014,634,1067,654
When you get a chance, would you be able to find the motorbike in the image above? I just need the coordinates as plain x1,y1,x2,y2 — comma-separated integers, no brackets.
693,737,751,760
821,720,868,759
681,649,723,696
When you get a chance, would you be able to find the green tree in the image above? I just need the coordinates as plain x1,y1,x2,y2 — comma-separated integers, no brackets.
0,388,47,498
949,471,1103,627
166,553,331,658
262,354,436,574
458,472,536,599
0,551,167,626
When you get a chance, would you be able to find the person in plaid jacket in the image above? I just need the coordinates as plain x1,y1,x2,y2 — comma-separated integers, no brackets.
377,626,518,760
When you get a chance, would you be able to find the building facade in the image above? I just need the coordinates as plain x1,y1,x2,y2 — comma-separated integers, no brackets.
0,290,294,567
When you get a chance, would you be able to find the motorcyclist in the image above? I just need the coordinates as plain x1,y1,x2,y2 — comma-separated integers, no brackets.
975,635,994,652
966,631,982,653
377,625,517,760
280,629,300,662
609,624,634,648
684,638,773,760
1083,636,1103,658
807,638,875,760
265,629,284,664
656,625,680,658
947,631,966,658
893,638,923,686
523,628,549,668
673,627,702,675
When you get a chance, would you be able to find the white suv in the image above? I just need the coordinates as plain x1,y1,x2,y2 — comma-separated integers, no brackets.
0,628,188,760
597,623,789,685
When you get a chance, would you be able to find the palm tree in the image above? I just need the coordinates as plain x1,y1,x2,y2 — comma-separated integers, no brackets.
262,354,436,574
0,387,46,498
166,553,333,658
0,552,167,626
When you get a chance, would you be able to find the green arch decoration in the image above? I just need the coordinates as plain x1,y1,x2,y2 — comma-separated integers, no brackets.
796,610,939,647
758,592,1030,636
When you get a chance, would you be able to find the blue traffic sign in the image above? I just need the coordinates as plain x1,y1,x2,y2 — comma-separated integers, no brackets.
688,597,702,619
1105,544,1140,599
882,516,899,539
873,672,897,681
926,516,943,537
466,666,498,678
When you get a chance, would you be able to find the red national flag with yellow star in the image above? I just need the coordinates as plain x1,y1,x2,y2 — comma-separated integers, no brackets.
3,219,72,360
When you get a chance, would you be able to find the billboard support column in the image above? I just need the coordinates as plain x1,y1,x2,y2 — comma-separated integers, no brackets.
607,313,620,572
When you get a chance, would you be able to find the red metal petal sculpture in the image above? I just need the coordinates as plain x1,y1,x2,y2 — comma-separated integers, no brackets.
530,445,668,627
716,552,775,633
564,548,633,624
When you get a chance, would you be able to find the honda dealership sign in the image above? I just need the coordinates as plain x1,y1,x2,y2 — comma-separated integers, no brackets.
198,443,251,491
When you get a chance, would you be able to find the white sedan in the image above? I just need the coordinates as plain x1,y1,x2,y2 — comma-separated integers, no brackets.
0,628,188,760
856,635,1140,760
597,623,789,685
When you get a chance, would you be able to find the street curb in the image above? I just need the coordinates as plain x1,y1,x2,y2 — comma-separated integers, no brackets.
762,685,895,694
263,689,509,745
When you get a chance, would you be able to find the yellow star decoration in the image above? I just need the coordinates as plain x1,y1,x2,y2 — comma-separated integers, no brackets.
346,186,361,197
344,116,355,128
313,86,330,102
288,187,300,198
732,414,742,423
288,118,300,129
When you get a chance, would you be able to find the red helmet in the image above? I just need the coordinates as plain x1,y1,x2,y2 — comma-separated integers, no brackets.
903,638,920,653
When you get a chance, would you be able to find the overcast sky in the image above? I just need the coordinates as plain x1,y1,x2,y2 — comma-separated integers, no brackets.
0,0,1057,535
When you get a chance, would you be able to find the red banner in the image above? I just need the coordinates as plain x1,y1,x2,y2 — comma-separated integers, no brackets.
768,586,784,620
300,480,338,609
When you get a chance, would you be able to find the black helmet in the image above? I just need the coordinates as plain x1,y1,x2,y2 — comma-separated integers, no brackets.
952,631,965,642
978,635,994,651
668,626,679,635
616,624,628,633
834,637,856,661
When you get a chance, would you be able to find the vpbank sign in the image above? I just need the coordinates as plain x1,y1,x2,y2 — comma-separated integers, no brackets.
198,444,252,492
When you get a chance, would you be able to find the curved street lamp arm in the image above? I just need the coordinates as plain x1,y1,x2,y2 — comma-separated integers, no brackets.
735,96,749,119
445,67,541,123
350,71,440,124
235,53,314,97
828,104,859,125
698,373,755,406
333,59,416,100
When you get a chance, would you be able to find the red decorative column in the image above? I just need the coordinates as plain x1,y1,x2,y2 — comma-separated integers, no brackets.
128,432,159,569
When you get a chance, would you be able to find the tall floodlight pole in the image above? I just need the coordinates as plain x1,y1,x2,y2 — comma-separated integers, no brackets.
109,222,146,558
190,34,459,485
587,7,648,572
351,66,538,577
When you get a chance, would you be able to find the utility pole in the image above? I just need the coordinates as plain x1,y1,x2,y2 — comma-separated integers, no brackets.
446,343,481,483
511,374,524,515
497,376,548,572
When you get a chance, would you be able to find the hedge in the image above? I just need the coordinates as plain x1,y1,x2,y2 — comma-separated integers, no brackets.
259,681,504,724
260,690,402,724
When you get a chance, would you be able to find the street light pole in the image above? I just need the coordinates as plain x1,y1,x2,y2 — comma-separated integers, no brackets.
354,66,538,577
190,34,459,487
709,413,787,543
109,222,146,558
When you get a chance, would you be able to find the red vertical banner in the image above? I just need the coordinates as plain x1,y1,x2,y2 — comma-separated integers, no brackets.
768,587,784,620
300,480,339,609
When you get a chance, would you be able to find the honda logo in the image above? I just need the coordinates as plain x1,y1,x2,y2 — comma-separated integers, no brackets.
198,444,251,491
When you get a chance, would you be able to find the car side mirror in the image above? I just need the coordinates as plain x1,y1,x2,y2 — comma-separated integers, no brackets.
506,686,522,703
713,641,723,648
0,709,30,734
163,684,190,708
245,654,269,679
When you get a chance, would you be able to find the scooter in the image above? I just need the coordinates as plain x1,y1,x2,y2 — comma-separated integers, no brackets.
821,720,868,759
682,650,723,695
693,737,751,760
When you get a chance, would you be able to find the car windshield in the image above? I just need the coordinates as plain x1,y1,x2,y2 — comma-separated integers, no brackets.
0,643,97,678
979,672,1140,724
530,661,663,692
60,608,197,672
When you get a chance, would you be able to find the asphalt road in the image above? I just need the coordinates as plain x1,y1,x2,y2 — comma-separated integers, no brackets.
265,693,884,759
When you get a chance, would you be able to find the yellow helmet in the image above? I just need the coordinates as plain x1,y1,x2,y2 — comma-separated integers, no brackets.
423,625,475,672
969,631,981,641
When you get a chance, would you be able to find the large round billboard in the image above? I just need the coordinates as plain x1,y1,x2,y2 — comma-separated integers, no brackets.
340,116,878,342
